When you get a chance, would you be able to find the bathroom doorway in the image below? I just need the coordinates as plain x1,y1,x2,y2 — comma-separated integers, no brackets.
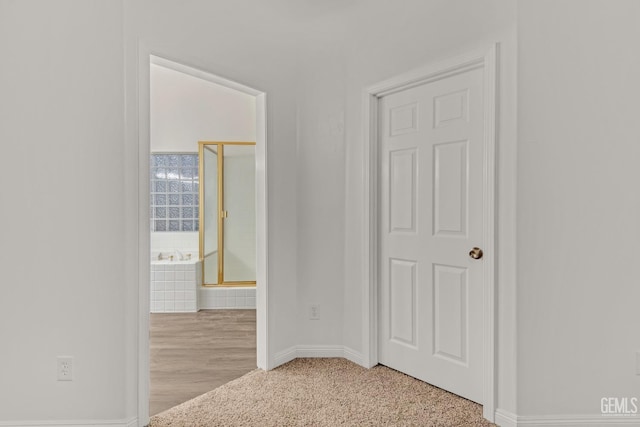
144,55,267,417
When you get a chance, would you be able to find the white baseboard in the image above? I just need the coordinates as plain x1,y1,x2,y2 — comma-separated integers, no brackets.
494,410,640,427
273,345,298,367
296,345,347,358
495,409,518,427
272,345,365,369
518,415,640,426
0,418,137,427
343,346,365,366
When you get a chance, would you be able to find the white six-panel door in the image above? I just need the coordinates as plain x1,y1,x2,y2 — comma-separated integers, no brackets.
378,66,484,403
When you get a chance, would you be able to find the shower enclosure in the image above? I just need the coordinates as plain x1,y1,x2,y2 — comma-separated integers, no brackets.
199,141,256,286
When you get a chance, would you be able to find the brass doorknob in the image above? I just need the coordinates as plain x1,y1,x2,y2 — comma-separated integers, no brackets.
469,247,483,260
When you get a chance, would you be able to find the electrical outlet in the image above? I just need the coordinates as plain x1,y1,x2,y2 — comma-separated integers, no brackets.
310,304,320,320
57,356,73,381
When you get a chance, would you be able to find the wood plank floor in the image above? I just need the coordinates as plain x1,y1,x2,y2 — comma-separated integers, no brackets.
150,309,257,416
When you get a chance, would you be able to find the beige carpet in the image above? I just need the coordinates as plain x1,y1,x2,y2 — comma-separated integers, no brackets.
150,358,494,426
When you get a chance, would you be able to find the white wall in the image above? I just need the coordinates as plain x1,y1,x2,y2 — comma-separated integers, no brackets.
150,232,199,257
340,0,519,415
150,63,256,152
517,0,640,419
0,0,129,423
294,12,349,349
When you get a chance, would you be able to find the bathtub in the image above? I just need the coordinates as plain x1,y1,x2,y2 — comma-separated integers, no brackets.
150,255,202,313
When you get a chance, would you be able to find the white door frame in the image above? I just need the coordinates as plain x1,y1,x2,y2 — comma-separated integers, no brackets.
361,44,498,422
135,47,269,426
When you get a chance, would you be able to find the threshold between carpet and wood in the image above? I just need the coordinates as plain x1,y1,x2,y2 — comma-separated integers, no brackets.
150,309,257,415
150,357,494,427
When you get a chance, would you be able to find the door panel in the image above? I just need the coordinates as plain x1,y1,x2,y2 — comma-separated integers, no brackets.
433,140,468,237
389,149,417,233
433,264,467,364
379,67,484,404
389,258,417,347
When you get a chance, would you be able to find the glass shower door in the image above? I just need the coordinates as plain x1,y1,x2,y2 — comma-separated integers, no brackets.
199,141,256,286
222,144,256,283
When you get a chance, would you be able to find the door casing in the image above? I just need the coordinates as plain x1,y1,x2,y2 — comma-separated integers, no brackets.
361,44,498,422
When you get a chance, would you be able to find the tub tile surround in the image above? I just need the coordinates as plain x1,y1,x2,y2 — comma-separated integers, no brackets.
151,261,201,313
150,259,256,312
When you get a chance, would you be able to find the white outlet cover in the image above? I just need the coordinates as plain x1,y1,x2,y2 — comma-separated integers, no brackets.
310,304,320,320
57,356,73,381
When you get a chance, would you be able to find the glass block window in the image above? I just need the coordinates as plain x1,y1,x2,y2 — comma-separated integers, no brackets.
150,153,199,232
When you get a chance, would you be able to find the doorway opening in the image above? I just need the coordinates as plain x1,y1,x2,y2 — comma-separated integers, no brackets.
139,54,268,421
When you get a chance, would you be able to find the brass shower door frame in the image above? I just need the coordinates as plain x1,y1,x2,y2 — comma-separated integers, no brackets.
198,141,257,287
